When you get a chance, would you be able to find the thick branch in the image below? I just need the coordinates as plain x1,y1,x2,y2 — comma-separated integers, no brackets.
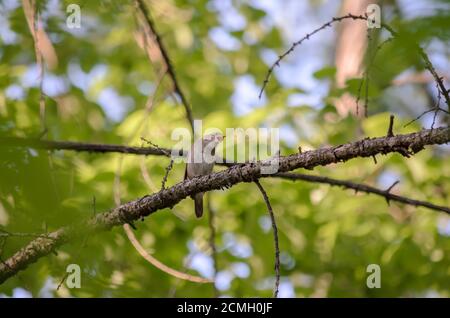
2,130,449,214
0,127,449,284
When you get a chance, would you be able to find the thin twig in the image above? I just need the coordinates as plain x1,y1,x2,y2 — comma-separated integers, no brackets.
386,180,399,193
23,0,47,133
254,180,280,298
363,70,369,117
0,230,57,240
259,14,377,98
356,37,393,116
207,194,219,297
0,136,183,157
417,47,450,112
272,173,450,214
259,13,450,113
363,29,373,117
140,138,175,189
387,115,395,137
403,83,448,128
161,159,174,189
404,109,436,128
135,0,194,132
403,108,448,128
355,77,365,117
140,137,171,156
123,224,212,284
56,272,69,291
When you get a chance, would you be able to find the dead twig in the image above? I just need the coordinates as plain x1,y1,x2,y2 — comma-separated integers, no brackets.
123,224,212,284
273,173,450,214
207,194,219,297
135,0,194,132
254,180,280,298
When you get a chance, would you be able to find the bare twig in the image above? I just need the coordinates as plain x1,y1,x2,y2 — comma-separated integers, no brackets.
272,173,449,214
254,180,280,298
363,70,369,117
387,115,395,137
355,77,365,117
362,29,374,117
161,159,174,189
56,272,69,291
0,230,56,240
403,108,448,128
259,13,450,115
431,107,440,129
0,136,183,157
123,224,212,284
207,194,219,297
135,0,194,132
403,84,449,128
384,180,399,204
259,14,378,98
140,137,172,156
23,0,45,132
355,36,393,116
140,138,175,189
417,47,450,112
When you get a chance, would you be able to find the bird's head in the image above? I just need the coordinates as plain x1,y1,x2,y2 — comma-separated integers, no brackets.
203,132,225,147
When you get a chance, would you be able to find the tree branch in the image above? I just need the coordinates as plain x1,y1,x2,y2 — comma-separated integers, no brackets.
0,136,181,157
259,13,450,113
206,195,219,297
135,0,195,132
0,127,449,284
123,224,212,284
2,128,449,214
1,128,449,213
254,180,280,298
272,173,450,214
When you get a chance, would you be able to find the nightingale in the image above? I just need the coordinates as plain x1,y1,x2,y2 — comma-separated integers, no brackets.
184,132,224,218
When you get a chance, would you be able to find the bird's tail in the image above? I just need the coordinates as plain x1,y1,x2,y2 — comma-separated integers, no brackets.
194,193,203,218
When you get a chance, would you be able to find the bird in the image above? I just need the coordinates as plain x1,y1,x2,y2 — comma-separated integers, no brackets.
184,132,224,218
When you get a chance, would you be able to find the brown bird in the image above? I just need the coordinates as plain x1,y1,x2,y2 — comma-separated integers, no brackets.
184,132,224,218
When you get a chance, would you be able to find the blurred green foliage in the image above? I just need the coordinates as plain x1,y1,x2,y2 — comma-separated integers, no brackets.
0,0,449,297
